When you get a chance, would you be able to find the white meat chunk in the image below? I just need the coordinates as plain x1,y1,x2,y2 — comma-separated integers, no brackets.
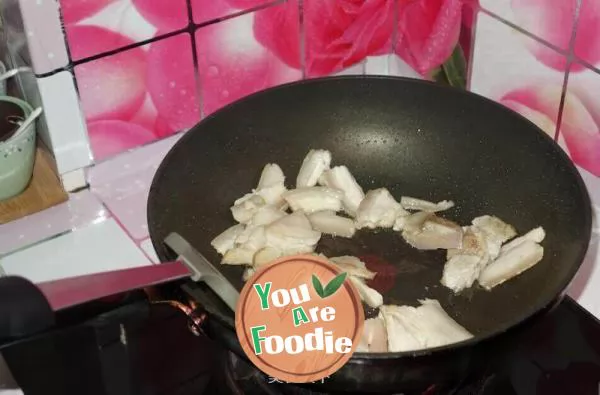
318,166,365,216
242,267,256,281
296,149,332,188
441,255,485,293
500,227,546,254
349,276,383,308
355,314,388,353
393,211,429,232
402,214,463,250
446,227,488,260
253,246,282,268
381,300,473,352
409,299,473,348
442,227,491,293
283,187,344,213
257,163,285,189
210,224,245,255
470,215,517,260
255,163,287,206
230,193,266,224
308,210,356,238
222,227,266,265
379,305,422,352
478,240,544,290
265,211,321,255
330,256,376,280
356,188,408,229
472,215,517,244
400,197,455,212
248,206,287,227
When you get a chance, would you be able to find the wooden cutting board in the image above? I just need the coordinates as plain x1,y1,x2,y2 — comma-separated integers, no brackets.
0,143,68,224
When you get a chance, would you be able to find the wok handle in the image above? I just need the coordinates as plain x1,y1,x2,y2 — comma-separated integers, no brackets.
163,232,239,312
0,276,54,342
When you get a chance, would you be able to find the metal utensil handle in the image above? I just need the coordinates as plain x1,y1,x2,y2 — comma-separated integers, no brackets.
164,232,240,312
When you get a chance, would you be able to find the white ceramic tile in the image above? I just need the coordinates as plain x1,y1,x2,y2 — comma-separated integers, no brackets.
332,61,365,76
140,238,159,264
18,0,69,74
87,133,182,185
388,54,423,79
0,190,107,256
557,64,600,204
365,55,388,75
78,0,157,45
479,1,577,52
88,134,182,241
36,72,93,174
471,13,566,101
61,168,88,192
470,12,565,138
0,218,150,283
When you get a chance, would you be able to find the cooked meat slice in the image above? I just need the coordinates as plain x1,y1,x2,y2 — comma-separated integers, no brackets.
400,197,454,212
319,166,365,216
253,246,282,268
472,215,517,244
265,211,321,255
441,254,485,293
248,206,287,227
349,276,383,308
255,163,287,206
356,188,408,229
296,149,332,188
283,187,344,213
500,227,546,254
355,314,388,352
210,224,245,255
243,267,256,281
478,240,544,290
409,299,473,348
330,256,376,280
308,210,356,238
222,227,266,265
442,227,491,293
379,305,422,352
402,215,463,250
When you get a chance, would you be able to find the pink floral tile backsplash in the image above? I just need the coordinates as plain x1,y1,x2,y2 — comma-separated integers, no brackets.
4,0,598,208
560,63,600,179
469,11,566,139
574,0,600,70
471,0,600,209
43,0,477,162
196,1,301,115
193,0,278,24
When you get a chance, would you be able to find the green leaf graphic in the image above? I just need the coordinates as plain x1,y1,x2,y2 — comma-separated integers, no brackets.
312,274,325,298
323,272,348,298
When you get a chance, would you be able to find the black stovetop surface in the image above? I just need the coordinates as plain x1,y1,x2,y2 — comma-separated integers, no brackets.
203,296,600,395
4,295,599,395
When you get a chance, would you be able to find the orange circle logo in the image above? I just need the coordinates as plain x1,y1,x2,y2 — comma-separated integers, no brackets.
235,254,365,384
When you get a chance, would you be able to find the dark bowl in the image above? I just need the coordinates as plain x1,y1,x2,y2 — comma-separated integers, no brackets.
0,99,25,143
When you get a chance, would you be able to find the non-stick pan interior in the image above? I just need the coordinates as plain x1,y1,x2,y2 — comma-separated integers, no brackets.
148,76,591,343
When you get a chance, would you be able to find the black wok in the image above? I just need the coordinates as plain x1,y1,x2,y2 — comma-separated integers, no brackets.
147,76,592,393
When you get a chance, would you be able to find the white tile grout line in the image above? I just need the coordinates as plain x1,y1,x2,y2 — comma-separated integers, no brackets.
465,5,480,92
0,216,111,260
92,198,158,264
479,8,571,57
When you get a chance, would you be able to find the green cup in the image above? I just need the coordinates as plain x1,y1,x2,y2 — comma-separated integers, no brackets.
0,96,36,201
